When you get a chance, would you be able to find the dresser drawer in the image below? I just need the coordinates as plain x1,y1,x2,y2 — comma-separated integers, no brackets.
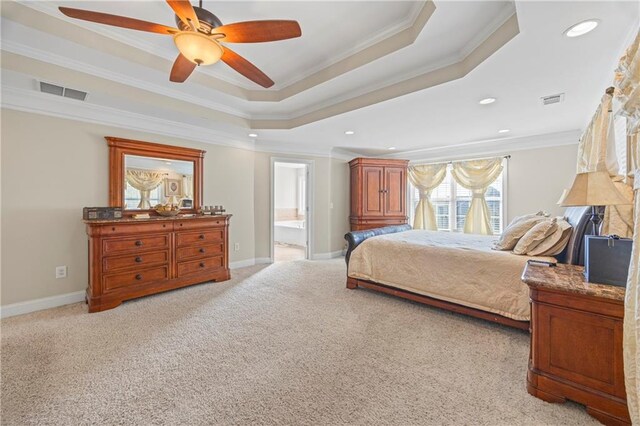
103,250,169,273
177,256,224,277
103,266,169,291
176,230,224,247
174,218,225,231
103,234,170,255
176,243,224,261
97,222,172,236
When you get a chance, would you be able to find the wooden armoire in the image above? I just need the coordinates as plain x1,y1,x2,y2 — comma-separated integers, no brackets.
349,157,409,231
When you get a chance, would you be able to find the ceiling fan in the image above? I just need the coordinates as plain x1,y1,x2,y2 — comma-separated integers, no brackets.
58,0,302,88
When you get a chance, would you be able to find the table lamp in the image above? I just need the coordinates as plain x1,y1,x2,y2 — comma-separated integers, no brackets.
558,170,631,235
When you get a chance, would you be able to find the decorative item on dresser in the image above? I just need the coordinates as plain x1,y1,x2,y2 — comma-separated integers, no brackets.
522,262,630,425
349,157,409,231
85,215,231,312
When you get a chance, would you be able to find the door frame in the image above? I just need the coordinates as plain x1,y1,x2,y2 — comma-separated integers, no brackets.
270,157,314,262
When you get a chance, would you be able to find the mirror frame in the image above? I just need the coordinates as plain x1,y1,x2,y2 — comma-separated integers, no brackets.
107,137,204,216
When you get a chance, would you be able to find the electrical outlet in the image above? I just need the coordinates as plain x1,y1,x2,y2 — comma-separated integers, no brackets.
55,266,67,279
234,243,240,251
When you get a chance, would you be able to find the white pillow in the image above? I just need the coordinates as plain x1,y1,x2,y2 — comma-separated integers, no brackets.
505,211,549,229
493,216,549,251
513,218,558,255
527,218,572,257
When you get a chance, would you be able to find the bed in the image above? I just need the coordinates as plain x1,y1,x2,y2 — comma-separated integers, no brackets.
344,206,596,330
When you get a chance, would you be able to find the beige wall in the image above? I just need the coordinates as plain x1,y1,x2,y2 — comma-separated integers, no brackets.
506,144,578,222
1,109,256,305
0,108,576,307
253,152,350,259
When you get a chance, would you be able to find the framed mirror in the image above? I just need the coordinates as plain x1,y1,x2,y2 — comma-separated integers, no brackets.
107,137,204,215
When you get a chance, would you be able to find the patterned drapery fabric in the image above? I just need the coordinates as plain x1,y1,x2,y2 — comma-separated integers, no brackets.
125,169,165,209
450,158,503,235
616,30,640,426
408,163,448,230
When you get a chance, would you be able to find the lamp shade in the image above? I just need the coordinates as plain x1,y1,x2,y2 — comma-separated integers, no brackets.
173,32,223,66
559,171,631,207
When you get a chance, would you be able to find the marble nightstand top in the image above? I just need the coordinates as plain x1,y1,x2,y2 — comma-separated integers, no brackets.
522,263,626,302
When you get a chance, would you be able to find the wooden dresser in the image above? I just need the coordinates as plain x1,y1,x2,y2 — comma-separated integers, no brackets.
85,215,231,312
522,263,629,425
349,157,409,231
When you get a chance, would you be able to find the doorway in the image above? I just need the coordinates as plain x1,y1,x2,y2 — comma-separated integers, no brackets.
271,159,312,262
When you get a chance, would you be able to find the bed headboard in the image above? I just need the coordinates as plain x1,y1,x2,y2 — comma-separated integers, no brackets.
344,225,412,265
556,206,602,265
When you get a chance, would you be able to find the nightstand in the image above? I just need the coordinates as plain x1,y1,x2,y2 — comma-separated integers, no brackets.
522,263,630,426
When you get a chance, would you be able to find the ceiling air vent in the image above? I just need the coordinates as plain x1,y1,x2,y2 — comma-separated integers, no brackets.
541,93,565,106
39,81,88,101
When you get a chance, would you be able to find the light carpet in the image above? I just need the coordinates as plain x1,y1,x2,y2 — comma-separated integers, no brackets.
1,259,597,425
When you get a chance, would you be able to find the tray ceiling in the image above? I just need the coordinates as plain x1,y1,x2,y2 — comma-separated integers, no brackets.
1,1,639,157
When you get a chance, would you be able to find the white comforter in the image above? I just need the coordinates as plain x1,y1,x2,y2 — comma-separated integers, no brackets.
348,230,556,321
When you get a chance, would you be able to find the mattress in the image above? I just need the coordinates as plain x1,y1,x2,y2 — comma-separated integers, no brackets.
347,230,556,321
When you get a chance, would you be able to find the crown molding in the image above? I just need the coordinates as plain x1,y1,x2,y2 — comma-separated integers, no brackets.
380,130,580,162
252,13,520,129
0,85,256,151
0,85,352,159
1,37,250,119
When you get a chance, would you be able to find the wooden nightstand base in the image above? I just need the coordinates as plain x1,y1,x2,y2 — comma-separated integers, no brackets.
522,264,631,426
528,367,630,425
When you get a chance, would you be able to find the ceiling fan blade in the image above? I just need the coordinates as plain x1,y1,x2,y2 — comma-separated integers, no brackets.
214,20,302,43
59,7,178,35
221,47,274,88
170,54,197,83
166,0,200,30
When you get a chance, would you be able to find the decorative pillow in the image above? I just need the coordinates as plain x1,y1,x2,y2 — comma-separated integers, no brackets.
527,218,573,257
505,211,549,229
513,218,558,255
493,216,549,251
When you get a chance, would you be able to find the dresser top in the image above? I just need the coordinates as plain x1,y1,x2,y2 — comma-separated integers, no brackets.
84,214,231,225
522,263,625,302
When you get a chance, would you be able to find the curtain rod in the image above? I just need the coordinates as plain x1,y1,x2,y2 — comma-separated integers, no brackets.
411,154,511,167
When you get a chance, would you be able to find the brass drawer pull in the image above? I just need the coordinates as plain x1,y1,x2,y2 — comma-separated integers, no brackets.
135,274,142,280
199,234,205,240
135,256,142,263
135,240,143,246
199,262,205,268
199,248,205,253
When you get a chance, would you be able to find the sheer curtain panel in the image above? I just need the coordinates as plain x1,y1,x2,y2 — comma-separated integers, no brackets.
451,158,503,235
125,169,165,209
408,163,448,230
617,30,640,425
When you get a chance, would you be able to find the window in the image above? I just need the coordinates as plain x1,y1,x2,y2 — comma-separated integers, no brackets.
409,163,505,234
124,182,163,209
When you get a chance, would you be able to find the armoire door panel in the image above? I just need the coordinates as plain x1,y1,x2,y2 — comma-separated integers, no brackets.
362,166,384,217
384,167,405,216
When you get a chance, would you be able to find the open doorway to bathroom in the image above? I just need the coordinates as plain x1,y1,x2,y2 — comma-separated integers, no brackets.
271,159,311,262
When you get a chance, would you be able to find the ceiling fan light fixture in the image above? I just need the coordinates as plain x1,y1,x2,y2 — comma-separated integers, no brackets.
173,31,223,66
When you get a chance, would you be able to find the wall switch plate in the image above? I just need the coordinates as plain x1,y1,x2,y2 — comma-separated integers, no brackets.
234,243,240,251
55,266,67,279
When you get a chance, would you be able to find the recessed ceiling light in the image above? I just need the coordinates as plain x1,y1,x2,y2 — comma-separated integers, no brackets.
479,97,496,105
345,130,355,135
498,129,510,134
248,133,258,138
388,147,396,150
565,20,599,38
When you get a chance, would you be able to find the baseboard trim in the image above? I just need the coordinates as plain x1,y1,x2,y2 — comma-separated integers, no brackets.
311,250,345,260
2,256,338,318
1,291,86,319
230,258,273,269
